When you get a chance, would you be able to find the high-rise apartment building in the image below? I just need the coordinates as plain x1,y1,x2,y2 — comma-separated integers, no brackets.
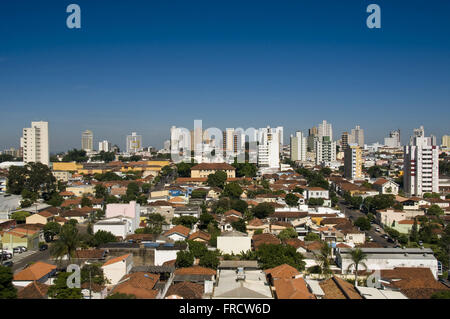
98,140,111,152
307,127,318,152
82,130,94,151
344,144,363,180
442,135,450,149
318,120,333,141
384,129,401,148
290,131,307,162
403,127,439,196
258,127,279,168
126,132,143,154
21,121,49,166
315,136,336,165
350,125,364,147
341,132,350,151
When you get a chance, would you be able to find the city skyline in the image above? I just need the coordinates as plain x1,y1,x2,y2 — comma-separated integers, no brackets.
1,0,450,152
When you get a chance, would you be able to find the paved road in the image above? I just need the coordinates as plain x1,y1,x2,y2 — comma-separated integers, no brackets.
11,249,51,272
337,200,396,248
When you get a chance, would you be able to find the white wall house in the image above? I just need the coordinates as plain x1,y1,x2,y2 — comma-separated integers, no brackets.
102,254,134,287
93,216,135,238
336,247,439,279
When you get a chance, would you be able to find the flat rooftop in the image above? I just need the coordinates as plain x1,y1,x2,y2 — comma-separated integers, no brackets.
213,269,273,299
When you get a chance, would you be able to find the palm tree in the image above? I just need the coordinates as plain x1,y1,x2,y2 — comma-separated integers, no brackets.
316,242,333,278
50,224,80,263
346,248,368,286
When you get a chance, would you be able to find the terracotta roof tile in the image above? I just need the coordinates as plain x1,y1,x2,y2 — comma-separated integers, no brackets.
13,262,56,281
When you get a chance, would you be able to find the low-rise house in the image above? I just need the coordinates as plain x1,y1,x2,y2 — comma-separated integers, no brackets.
188,230,211,243
111,272,160,299
60,209,90,223
102,254,134,286
93,215,136,239
173,266,216,284
66,184,95,197
273,277,316,299
336,247,440,279
105,201,141,231
212,267,273,299
223,209,243,219
173,206,201,219
26,211,54,225
319,276,362,299
376,208,424,227
379,267,449,299
373,178,399,195
0,225,42,250
165,281,205,299
246,218,269,236
252,233,281,250
13,261,57,287
17,281,50,299
81,282,108,299
163,225,191,242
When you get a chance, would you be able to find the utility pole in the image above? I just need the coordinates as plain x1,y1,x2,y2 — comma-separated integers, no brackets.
89,268,92,299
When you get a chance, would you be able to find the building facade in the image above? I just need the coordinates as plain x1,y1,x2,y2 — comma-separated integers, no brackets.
81,130,94,151
403,127,439,196
21,121,49,166
344,144,363,180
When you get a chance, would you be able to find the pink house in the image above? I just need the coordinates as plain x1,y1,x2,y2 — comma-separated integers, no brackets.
105,201,141,230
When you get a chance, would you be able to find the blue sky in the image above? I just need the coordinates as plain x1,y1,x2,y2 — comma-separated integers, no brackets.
0,0,449,153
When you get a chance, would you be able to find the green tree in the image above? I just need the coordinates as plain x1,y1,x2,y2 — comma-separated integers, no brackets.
81,195,92,208
346,248,368,285
187,240,208,258
175,250,194,268
94,184,108,199
278,228,298,241
50,224,81,262
199,250,220,269
0,266,17,299
48,272,83,299
62,149,88,163
251,202,275,219
223,182,243,199
256,244,305,270
316,243,332,277
431,290,450,299
7,163,56,196
172,216,198,228
304,232,320,241
354,217,371,231
231,219,247,233
81,263,106,285
126,182,140,199
232,162,257,178
176,162,196,178
368,165,383,178
308,198,324,206
47,192,64,207
10,211,30,223
285,193,299,207
207,171,228,188
230,199,248,214
91,230,117,246
43,221,62,242
410,219,419,243
319,167,332,177
427,204,444,216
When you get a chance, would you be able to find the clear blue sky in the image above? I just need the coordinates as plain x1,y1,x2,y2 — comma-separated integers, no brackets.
0,0,449,153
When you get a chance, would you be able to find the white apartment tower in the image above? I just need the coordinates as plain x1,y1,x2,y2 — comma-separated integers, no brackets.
21,121,49,166
384,129,401,148
82,130,94,151
403,127,439,196
350,125,364,147
318,120,333,141
290,131,307,162
126,132,143,154
258,127,279,168
98,140,111,152
315,136,336,165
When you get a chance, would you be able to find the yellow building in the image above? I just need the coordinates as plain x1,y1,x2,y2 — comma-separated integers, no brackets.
66,185,95,197
344,144,363,180
52,162,83,172
190,163,236,178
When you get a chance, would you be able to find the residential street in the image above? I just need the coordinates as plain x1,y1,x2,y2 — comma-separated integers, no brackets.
11,249,51,272
337,201,396,248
